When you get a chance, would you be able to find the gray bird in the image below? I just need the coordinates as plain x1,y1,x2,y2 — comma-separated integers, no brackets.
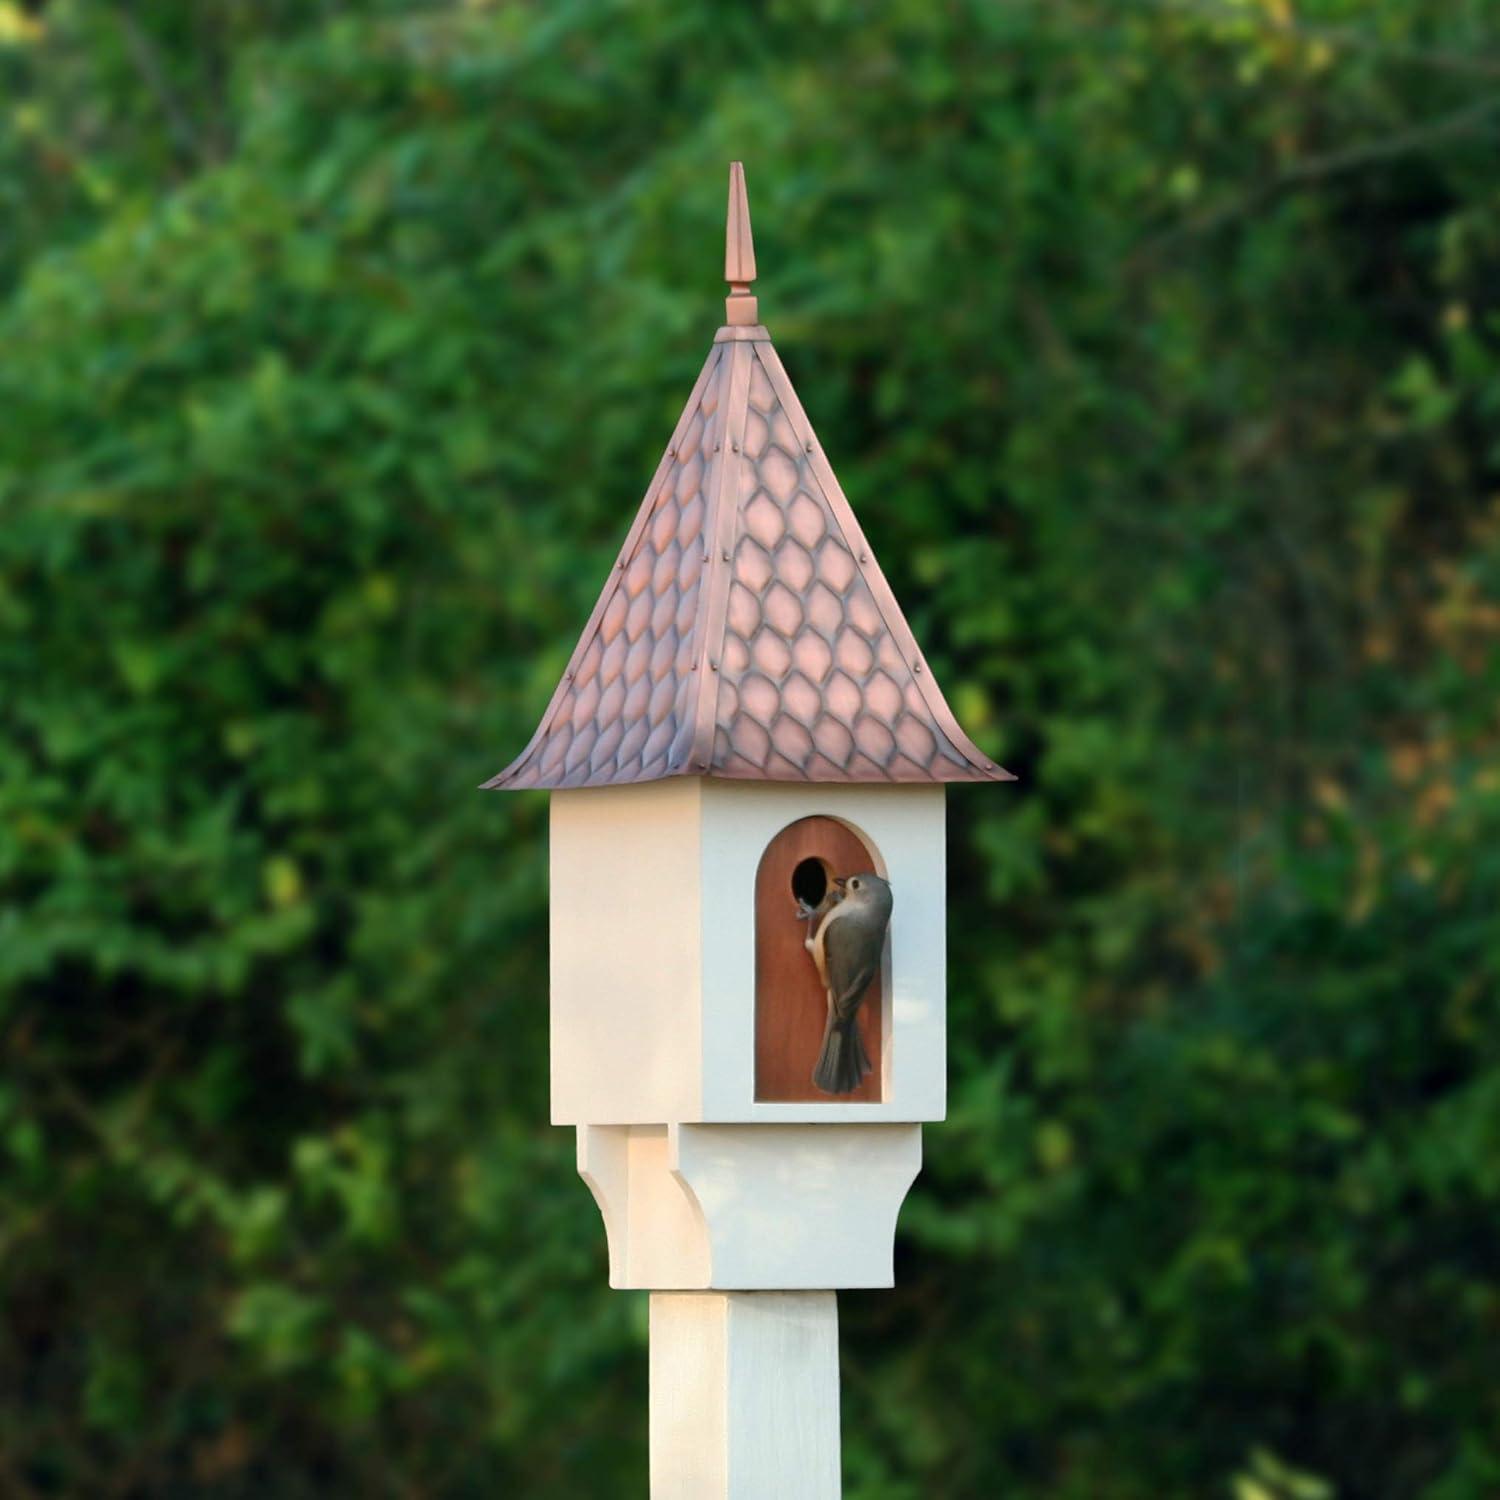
805,872,893,1095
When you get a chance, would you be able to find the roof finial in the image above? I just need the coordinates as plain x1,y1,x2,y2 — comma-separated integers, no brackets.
724,161,758,327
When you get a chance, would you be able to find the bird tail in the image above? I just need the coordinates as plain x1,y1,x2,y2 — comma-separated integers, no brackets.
812,1012,871,1095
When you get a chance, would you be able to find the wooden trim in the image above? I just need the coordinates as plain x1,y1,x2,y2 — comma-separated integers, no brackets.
686,339,755,772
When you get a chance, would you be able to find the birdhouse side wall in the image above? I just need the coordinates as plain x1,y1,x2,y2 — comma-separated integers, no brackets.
698,781,947,1123
550,779,705,1125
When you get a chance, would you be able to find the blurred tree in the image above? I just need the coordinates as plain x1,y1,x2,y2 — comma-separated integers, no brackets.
2,1,1499,1496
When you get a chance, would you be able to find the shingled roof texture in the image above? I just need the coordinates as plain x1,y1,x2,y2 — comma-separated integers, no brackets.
486,327,1009,791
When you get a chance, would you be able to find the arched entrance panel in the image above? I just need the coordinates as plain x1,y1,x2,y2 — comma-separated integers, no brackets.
754,816,887,1103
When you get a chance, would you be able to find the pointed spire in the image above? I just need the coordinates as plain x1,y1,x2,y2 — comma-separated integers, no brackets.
724,161,759,327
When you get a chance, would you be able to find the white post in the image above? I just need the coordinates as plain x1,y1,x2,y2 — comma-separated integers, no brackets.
649,1291,841,1500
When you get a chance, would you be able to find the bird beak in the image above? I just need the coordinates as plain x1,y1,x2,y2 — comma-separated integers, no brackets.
833,877,847,890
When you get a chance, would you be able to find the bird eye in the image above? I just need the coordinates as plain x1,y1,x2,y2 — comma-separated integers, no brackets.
850,879,861,890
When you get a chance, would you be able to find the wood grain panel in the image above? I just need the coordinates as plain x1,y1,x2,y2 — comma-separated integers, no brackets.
755,817,884,1102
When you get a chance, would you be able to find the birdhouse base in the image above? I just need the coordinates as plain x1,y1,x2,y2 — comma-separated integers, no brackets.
578,1121,922,1290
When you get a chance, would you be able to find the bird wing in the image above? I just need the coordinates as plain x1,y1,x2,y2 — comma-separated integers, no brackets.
807,906,832,989
823,911,882,1020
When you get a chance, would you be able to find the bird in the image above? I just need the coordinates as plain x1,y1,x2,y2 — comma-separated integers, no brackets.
804,872,893,1095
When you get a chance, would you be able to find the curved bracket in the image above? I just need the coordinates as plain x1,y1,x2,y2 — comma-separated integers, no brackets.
577,1122,922,1290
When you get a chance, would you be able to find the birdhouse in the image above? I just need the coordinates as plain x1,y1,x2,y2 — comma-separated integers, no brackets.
485,165,1010,1495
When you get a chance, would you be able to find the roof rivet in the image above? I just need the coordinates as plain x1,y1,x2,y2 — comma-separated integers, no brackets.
859,551,869,562
915,662,924,673
668,447,676,458
722,549,730,561
805,441,814,453
711,660,719,671
715,443,721,452
732,442,740,453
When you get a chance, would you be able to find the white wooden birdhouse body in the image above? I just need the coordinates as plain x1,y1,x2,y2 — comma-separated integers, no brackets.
549,777,948,1128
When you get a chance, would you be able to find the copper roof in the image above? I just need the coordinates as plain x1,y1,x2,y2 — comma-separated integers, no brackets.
485,165,1013,792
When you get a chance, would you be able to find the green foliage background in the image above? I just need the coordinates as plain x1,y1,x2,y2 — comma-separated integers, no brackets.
3,1,1499,1495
